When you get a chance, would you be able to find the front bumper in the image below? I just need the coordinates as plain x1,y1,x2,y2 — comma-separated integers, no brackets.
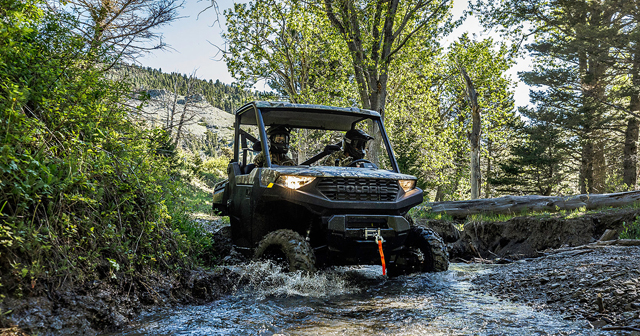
321,214,411,265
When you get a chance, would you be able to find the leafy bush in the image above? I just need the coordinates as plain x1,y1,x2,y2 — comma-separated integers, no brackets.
0,0,214,297
200,156,231,187
620,218,640,240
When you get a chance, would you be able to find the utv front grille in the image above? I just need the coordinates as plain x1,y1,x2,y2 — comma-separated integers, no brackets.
316,178,399,201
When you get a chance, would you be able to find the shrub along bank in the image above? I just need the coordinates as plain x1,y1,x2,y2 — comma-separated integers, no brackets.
0,0,216,314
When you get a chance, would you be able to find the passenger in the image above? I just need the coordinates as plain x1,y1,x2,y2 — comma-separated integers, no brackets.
323,129,374,166
254,125,295,167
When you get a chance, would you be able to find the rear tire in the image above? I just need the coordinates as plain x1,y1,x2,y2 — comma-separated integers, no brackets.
254,229,316,273
388,226,449,276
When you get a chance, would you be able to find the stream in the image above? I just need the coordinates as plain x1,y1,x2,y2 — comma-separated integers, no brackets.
112,262,621,335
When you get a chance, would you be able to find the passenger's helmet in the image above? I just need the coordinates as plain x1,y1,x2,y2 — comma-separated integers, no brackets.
344,129,374,160
267,125,290,154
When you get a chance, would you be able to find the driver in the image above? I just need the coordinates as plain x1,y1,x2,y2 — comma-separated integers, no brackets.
323,129,374,166
254,125,295,167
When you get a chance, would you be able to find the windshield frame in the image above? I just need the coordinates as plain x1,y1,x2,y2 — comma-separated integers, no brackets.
233,102,400,172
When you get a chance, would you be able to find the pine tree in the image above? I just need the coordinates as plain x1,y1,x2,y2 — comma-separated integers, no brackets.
491,106,570,195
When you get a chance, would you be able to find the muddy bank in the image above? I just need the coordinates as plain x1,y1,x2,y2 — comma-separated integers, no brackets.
0,268,240,335
418,208,640,260
470,244,640,332
0,218,241,336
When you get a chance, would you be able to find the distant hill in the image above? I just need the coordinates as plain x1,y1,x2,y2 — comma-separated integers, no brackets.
116,64,262,113
133,89,235,141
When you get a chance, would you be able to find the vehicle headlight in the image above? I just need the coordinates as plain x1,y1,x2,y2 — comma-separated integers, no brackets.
398,179,416,192
276,175,316,189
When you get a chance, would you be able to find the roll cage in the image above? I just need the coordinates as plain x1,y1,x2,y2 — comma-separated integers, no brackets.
233,101,400,172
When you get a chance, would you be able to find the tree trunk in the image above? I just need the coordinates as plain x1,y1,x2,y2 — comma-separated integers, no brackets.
435,185,445,202
459,66,481,199
624,47,640,190
297,129,307,164
580,140,594,193
623,118,639,190
592,136,606,193
426,190,640,217
367,121,381,167
485,139,492,198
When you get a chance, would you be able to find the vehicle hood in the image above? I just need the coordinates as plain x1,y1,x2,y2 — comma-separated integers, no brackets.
265,166,416,180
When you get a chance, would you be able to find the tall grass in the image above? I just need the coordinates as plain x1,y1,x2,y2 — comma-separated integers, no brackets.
620,218,640,240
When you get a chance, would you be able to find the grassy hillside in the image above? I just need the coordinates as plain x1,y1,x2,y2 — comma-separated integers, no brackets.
116,64,264,113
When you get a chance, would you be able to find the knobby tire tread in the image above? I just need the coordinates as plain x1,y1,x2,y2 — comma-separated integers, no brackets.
412,225,449,272
254,229,316,273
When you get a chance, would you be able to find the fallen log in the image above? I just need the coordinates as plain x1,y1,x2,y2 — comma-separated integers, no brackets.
423,190,640,217
595,239,640,246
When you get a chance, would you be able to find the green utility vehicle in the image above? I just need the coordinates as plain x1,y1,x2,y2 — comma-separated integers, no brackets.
212,102,448,275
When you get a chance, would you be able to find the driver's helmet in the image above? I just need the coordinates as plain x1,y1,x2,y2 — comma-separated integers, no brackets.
267,125,290,154
344,129,374,160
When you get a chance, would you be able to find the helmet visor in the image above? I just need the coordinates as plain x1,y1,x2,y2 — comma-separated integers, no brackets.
272,134,288,144
351,139,368,151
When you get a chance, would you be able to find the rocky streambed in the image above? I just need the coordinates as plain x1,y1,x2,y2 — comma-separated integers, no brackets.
471,244,640,333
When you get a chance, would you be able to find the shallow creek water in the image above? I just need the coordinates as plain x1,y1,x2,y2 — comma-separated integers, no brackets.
114,263,620,335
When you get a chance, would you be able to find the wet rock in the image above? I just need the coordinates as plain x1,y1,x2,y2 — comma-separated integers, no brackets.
549,283,561,290
110,312,128,327
223,246,248,265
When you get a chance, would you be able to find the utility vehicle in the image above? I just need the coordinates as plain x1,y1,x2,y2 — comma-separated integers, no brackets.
212,102,448,275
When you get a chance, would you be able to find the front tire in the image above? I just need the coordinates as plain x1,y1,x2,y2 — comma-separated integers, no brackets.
254,229,316,273
388,226,449,276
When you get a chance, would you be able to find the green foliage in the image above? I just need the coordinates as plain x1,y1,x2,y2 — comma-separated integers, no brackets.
410,207,454,221
491,106,572,195
413,203,640,226
620,218,640,240
222,0,517,200
200,157,230,188
472,0,640,194
386,34,517,199
222,0,355,104
0,0,215,295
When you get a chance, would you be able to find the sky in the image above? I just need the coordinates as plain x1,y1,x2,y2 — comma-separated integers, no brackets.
138,0,533,108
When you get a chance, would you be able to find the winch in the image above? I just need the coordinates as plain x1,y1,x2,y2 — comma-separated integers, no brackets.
365,228,386,276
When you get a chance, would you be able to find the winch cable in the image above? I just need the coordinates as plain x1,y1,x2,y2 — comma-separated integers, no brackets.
376,235,386,276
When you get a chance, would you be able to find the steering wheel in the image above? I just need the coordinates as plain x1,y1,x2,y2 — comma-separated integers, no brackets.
347,159,378,169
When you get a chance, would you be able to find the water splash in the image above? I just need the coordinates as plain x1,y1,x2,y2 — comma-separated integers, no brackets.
116,264,618,336
229,261,360,298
